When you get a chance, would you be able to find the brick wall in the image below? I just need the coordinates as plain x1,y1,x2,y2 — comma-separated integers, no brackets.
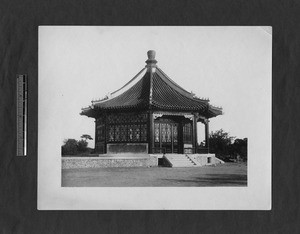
62,156,158,169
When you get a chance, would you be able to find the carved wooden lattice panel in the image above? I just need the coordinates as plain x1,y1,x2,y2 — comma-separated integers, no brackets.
96,117,105,142
153,121,179,153
154,123,160,142
161,123,166,143
134,125,140,141
128,125,134,141
120,125,127,142
173,124,178,143
140,124,147,142
183,122,192,143
166,123,172,143
106,112,148,143
115,125,120,141
109,126,115,142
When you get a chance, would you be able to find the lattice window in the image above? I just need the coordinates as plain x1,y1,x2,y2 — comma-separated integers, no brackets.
154,123,160,142
134,125,140,141
161,123,166,143
109,126,114,141
183,123,192,143
166,123,172,142
128,125,133,141
106,112,148,142
96,117,105,142
173,124,178,143
120,125,127,142
115,125,120,141
140,124,147,141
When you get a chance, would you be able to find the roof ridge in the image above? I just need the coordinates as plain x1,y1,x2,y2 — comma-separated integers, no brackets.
91,68,147,106
151,72,207,111
156,67,210,103
111,67,147,96
148,69,153,107
155,68,197,99
155,67,195,98
91,71,150,108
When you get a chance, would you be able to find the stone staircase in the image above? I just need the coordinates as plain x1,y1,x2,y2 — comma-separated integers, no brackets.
164,154,196,167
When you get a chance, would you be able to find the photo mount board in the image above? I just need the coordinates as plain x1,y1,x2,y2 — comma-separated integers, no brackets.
38,26,271,210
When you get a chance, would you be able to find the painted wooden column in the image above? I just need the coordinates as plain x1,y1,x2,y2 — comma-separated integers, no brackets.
148,111,154,153
146,50,156,154
205,119,210,153
104,112,107,154
193,114,198,154
94,119,97,152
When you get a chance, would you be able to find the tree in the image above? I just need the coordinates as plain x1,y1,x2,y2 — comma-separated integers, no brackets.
232,138,248,161
61,135,93,156
61,139,78,155
77,139,88,152
81,134,93,141
209,129,235,159
79,134,92,152
209,129,248,162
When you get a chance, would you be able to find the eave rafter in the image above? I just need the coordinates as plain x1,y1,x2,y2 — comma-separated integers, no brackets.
80,50,222,119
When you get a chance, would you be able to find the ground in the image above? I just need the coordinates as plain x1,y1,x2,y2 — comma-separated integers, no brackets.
62,162,247,187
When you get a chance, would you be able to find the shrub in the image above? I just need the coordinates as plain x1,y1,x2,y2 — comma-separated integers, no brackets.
61,139,78,155
77,139,88,152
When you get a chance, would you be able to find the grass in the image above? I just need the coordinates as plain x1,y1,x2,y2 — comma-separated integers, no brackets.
62,162,247,187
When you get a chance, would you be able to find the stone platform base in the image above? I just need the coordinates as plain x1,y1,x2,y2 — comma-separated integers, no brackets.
188,154,225,166
62,155,158,169
163,154,225,167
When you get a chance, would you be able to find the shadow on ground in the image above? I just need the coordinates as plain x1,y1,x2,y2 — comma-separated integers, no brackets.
161,174,247,186
62,163,247,187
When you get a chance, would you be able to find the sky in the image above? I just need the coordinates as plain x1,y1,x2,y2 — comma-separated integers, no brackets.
39,26,272,148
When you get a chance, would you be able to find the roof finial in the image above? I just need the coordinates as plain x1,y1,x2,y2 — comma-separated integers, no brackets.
145,50,157,67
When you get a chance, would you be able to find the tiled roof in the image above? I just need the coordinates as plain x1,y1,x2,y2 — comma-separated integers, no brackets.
81,51,222,119
151,71,207,111
207,104,223,118
93,71,150,110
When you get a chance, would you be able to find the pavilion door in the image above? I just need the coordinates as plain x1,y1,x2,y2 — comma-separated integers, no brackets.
154,122,178,153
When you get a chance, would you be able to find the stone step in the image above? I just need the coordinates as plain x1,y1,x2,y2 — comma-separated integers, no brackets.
164,154,196,167
168,159,194,162
167,158,191,160
171,160,192,163
172,163,194,166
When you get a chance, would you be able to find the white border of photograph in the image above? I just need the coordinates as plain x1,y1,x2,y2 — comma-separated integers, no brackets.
38,26,271,210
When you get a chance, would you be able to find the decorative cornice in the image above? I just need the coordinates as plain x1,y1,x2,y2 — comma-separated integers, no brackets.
153,113,163,119
184,114,194,121
153,111,194,120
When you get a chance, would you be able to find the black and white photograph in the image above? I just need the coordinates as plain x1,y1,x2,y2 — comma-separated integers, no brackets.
38,26,271,209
